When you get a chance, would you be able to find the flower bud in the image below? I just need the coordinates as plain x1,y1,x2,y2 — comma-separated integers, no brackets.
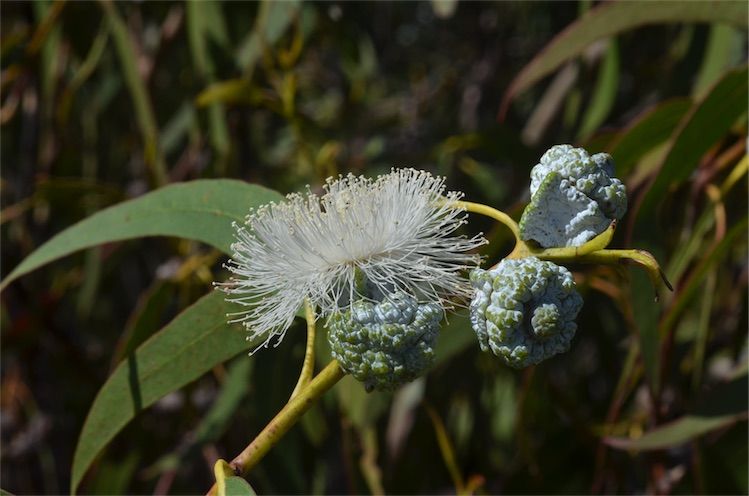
519,144,627,248
469,257,583,368
327,291,442,391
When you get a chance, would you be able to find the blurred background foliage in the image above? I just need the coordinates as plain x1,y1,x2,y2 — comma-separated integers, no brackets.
1,1,747,494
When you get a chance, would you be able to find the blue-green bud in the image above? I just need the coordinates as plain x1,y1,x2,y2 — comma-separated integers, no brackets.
327,291,442,392
519,144,627,248
469,257,583,368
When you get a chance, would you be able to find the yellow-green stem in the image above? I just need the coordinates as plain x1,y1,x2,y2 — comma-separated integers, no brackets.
289,299,317,400
569,249,672,297
450,200,521,242
207,360,346,495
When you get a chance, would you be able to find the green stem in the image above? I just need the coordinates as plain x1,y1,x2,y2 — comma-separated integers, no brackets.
449,200,521,242
547,248,673,299
207,360,346,495
289,299,316,400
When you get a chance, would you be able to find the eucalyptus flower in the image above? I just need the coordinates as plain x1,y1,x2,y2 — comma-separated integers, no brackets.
218,169,486,351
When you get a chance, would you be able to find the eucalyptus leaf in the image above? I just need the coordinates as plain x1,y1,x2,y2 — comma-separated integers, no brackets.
71,291,258,493
499,1,748,118
607,98,691,175
2,180,283,291
605,372,748,451
639,66,748,218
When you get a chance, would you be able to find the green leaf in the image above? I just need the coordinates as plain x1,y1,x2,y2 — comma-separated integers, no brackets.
236,0,300,72
631,269,660,394
577,39,619,139
100,1,167,185
86,451,140,495
607,98,692,175
434,310,475,365
1,179,283,291
186,1,230,169
693,25,745,97
499,1,748,118
224,476,257,496
111,281,174,369
71,291,257,493
605,372,748,451
639,66,748,218
660,216,749,338
143,356,253,476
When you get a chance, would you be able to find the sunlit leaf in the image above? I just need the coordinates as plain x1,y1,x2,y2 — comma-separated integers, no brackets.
499,1,748,118
1,180,283,291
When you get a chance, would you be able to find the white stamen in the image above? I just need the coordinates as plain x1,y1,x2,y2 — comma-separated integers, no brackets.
216,168,486,351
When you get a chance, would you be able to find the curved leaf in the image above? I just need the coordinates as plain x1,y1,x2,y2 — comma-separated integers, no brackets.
2,179,283,291
605,372,748,451
607,98,692,175
71,291,257,493
499,0,748,118
639,66,748,218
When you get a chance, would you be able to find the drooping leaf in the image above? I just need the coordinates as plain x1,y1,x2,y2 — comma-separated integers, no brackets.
1,180,283,291
499,1,748,118
639,66,748,218
71,291,256,493
607,98,692,175
605,372,748,451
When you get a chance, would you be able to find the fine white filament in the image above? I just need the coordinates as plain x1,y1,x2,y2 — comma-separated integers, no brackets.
218,168,486,351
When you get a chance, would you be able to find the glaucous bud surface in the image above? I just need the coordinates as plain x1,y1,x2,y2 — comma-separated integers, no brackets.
327,291,442,392
469,257,583,368
520,144,627,248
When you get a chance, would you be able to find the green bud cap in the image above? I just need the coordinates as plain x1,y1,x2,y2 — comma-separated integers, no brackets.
469,257,583,368
327,291,442,392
